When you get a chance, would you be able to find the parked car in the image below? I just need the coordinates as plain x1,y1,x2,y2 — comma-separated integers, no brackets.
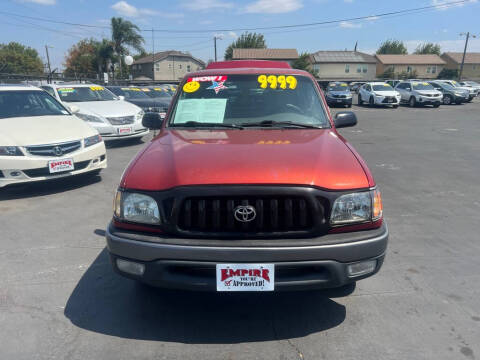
41,84,148,141
142,86,173,104
105,61,388,292
395,81,442,107
358,82,401,108
107,86,170,118
459,80,480,93
325,82,352,108
0,85,106,188
385,80,401,89
350,82,365,93
437,80,477,101
429,81,468,105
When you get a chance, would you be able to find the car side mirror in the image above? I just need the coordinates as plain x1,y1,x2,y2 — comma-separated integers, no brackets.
69,105,80,114
406,87,411,91
334,111,357,128
142,112,163,129
118,95,125,101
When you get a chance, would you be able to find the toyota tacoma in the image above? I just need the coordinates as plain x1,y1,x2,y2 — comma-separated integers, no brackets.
106,60,388,292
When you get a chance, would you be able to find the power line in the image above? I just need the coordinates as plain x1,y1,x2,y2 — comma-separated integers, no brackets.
0,0,475,34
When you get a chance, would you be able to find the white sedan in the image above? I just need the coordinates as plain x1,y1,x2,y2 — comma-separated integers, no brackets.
41,84,148,141
0,85,107,188
358,82,401,108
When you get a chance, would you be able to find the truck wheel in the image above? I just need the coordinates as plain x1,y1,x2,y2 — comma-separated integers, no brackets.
443,95,452,105
409,96,416,107
369,96,374,107
358,95,363,105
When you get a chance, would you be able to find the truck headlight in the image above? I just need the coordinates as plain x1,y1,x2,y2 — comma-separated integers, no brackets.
84,134,103,147
0,146,23,156
330,189,382,225
76,113,104,123
114,191,160,224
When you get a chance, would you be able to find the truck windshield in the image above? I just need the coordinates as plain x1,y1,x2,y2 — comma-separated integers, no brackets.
169,74,329,128
0,90,69,119
57,86,117,102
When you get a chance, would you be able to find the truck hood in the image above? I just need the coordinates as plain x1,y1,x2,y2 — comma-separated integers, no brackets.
63,100,141,117
122,129,369,191
0,115,98,146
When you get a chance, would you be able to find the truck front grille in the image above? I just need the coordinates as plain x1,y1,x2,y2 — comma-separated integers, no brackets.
178,196,314,234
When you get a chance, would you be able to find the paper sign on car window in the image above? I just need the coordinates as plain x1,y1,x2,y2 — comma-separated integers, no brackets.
174,99,227,124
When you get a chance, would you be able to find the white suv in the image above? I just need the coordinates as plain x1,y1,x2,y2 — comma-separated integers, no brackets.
41,84,148,141
0,85,107,188
395,81,442,107
358,82,401,108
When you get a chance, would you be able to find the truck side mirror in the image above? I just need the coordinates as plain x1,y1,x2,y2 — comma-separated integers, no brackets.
142,112,163,129
334,112,357,128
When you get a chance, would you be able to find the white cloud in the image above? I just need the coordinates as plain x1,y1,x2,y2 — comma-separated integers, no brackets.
182,0,234,11
18,0,55,5
244,0,303,14
431,0,477,11
228,31,238,39
339,21,362,28
111,1,183,18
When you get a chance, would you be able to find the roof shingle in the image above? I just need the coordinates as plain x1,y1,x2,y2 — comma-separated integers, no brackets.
375,54,445,65
310,51,376,64
442,52,480,64
133,50,205,65
232,48,299,60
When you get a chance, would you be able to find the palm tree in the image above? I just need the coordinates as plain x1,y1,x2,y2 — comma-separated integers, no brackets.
224,32,266,60
111,17,145,78
93,39,115,78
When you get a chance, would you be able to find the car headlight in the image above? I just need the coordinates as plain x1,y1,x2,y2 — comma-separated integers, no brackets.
0,146,23,156
135,110,145,121
114,191,160,225
330,189,382,225
84,134,103,147
76,113,104,123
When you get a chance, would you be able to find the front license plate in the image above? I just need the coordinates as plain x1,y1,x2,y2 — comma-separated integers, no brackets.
336,99,342,103
118,126,132,135
159,112,166,119
216,264,274,292
48,158,74,173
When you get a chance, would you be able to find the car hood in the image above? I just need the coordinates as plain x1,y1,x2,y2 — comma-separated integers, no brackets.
373,90,398,96
0,115,97,146
122,129,370,191
327,91,351,96
416,90,441,96
63,100,141,117
126,98,170,109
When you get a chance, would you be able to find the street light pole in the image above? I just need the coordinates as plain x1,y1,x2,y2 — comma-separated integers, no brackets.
459,32,477,81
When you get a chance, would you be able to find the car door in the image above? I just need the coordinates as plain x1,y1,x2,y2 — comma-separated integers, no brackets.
359,84,367,101
398,83,409,101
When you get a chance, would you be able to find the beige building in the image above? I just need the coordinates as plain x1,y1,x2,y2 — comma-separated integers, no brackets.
309,51,377,80
232,48,299,65
441,52,480,80
132,50,205,82
375,54,445,79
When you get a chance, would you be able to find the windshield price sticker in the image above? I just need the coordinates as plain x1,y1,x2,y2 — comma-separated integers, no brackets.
58,88,75,93
341,83,348,86
187,75,227,83
257,75,297,90
141,88,151,92
90,86,104,91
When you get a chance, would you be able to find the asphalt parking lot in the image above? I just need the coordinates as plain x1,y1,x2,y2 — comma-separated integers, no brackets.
1,97,480,360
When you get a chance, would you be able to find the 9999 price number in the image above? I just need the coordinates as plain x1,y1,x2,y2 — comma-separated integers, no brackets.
257,75,297,90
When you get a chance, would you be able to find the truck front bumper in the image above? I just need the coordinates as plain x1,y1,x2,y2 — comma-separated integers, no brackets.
106,222,388,291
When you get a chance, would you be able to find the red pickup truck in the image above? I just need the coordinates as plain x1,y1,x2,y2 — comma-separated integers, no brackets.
106,60,388,292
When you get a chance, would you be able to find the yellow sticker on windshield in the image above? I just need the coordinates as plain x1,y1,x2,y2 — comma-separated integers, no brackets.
422,82,429,86
183,81,200,93
257,75,297,90
383,84,390,86
90,86,104,91
154,88,162,91
58,88,74,92
141,88,150,92
341,83,348,86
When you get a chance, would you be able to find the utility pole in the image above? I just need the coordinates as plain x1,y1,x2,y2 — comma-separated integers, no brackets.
151,28,155,82
459,32,477,81
213,34,224,62
45,45,52,83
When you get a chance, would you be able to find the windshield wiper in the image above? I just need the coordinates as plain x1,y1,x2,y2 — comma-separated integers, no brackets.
171,121,244,129
239,120,323,129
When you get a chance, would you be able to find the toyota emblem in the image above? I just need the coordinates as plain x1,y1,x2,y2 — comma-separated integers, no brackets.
53,146,63,156
234,205,256,223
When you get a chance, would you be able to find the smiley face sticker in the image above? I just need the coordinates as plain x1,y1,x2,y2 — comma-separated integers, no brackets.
183,81,200,93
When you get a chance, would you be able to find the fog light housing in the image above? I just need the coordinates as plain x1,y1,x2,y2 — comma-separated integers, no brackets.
116,259,145,276
347,260,377,277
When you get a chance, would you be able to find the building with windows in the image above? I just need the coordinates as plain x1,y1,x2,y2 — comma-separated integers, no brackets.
375,54,445,79
441,52,480,80
131,50,205,82
309,51,377,81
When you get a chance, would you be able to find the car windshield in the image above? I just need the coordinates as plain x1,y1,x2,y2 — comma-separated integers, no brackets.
412,82,434,90
328,83,350,91
57,86,117,102
466,81,479,86
373,84,394,91
144,88,172,98
437,83,454,90
0,90,69,119
119,88,151,99
169,74,329,129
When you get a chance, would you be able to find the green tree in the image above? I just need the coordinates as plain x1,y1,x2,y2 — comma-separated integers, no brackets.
0,42,43,74
376,40,408,55
64,38,114,79
94,39,115,75
437,68,458,79
224,32,266,60
111,17,145,78
414,43,441,56
291,52,318,77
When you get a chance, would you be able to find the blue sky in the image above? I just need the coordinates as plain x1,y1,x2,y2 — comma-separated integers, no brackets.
1,0,479,70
